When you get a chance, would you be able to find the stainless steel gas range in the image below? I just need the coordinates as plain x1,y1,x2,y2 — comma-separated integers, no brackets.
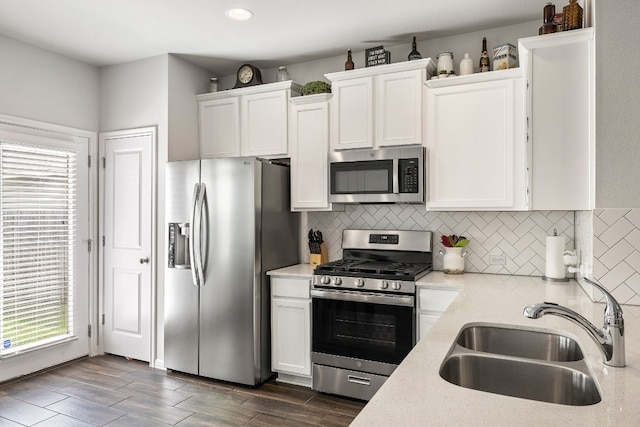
311,229,433,401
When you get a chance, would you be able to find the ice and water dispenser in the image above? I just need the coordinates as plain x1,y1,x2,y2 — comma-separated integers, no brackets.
168,222,190,269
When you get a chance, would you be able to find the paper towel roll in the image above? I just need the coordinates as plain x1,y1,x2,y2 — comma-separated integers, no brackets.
545,235,566,279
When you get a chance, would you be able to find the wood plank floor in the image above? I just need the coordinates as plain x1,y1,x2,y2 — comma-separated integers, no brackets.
0,355,365,426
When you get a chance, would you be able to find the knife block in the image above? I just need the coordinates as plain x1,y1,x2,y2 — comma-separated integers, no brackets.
309,243,328,266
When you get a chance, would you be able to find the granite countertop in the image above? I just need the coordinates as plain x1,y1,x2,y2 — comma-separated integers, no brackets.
267,263,315,277
352,272,640,426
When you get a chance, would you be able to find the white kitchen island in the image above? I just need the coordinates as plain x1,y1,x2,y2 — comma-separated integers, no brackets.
352,272,640,426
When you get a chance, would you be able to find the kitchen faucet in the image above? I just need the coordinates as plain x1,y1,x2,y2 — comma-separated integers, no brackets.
523,277,625,367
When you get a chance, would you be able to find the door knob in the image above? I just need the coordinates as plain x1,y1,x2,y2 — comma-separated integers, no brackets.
140,257,150,264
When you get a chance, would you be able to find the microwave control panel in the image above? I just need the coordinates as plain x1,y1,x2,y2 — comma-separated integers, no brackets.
399,158,419,193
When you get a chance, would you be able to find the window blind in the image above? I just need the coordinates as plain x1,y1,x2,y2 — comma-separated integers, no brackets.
0,142,76,356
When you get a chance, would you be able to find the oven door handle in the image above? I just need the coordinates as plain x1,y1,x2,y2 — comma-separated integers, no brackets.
310,289,414,307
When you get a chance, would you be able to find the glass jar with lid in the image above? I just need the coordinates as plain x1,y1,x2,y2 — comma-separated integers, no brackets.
276,66,291,82
437,52,454,76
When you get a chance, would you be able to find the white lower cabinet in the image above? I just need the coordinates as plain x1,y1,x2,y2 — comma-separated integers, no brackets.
270,276,312,387
416,286,460,342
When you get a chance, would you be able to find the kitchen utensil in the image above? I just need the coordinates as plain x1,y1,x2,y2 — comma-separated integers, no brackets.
309,229,322,254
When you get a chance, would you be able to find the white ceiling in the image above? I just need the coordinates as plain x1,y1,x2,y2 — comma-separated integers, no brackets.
0,0,541,76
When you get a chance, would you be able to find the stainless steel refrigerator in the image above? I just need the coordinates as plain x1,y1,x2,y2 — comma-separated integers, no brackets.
164,157,299,385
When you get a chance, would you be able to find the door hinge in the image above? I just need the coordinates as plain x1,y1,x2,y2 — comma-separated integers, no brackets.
87,239,93,252
101,314,105,325
88,324,92,338
102,236,105,246
102,157,106,168
88,155,92,168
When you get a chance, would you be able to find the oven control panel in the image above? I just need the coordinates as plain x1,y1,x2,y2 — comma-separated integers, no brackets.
369,234,399,245
312,275,415,295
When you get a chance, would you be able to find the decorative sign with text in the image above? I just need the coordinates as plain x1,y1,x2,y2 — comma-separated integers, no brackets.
366,46,391,67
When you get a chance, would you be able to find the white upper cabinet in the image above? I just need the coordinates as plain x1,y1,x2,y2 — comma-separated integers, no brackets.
241,89,289,157
289,94,341,212
326,59,435,151
519,28,595,210
199,97,241,158
425,69,528,210
376,69,424,146
197,81,300,159
329,77,373,150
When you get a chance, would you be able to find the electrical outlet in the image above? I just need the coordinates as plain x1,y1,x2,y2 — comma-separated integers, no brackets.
489,254,506,265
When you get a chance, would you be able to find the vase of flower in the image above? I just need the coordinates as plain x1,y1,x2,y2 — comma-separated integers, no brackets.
442,247,467,274
439,234,470,274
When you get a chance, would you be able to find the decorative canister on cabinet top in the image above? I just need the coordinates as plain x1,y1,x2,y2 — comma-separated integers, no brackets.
563,0,583,31
436,51,454,76
276,66,291,82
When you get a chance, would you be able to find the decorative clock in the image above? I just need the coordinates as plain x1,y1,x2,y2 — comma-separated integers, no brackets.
234,64,263,88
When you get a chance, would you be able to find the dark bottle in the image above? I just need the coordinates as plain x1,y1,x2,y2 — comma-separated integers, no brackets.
408,36,422,61
479,37,490,72
539,2,558,35
345,49,354,71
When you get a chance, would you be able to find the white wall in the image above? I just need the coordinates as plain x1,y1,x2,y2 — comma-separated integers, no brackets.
100,55,168,366
0,34,99,130
168,55,210,161
595,0,640,208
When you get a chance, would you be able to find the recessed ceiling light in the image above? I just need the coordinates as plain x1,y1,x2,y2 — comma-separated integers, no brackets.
226,8,253,21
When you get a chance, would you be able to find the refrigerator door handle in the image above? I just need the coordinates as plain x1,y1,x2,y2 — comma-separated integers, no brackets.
189,183,200,287
195,183,206,287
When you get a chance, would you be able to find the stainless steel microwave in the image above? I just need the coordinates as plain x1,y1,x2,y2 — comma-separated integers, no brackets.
328,146,425,203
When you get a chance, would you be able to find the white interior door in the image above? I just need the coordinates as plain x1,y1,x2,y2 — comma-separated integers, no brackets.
100,127,154,362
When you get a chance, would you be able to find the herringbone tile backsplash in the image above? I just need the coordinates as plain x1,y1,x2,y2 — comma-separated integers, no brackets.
306,205,575,276
590,209,640,305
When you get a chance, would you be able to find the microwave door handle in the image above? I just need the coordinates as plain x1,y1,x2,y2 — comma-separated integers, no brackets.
392,158,399,194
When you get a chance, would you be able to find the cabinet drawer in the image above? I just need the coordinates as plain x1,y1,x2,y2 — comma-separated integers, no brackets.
417,287,459,312
271,277,310,299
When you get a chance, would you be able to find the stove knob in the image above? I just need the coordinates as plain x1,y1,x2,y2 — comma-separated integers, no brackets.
355,278,365,287
380,281,389,290
391,281,401,290
332,277,342,286
321,276,331,285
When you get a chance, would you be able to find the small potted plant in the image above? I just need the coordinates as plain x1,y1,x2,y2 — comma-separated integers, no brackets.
300,81,331,96
439,234,469,274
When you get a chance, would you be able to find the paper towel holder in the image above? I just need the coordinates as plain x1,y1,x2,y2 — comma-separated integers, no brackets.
542,275,569,282
542,229,569,282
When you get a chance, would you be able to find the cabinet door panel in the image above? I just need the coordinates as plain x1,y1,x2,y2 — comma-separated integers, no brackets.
418,313,440,342
522,30,594,210
242,90,289,157
290,100,332,210
426,78,525,210
271,298,311,376
377,69,423,146
199,98,240,158
331,77,373,150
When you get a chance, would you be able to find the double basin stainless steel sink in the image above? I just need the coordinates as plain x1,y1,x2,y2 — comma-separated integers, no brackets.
439,323,601,406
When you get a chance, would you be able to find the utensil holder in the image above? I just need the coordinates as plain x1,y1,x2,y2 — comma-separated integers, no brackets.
309,243,328,266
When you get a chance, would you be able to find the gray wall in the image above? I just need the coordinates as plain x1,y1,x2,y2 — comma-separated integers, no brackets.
100,54,210,367
219,20,539,89
596,1,640,208
0,34,99,130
